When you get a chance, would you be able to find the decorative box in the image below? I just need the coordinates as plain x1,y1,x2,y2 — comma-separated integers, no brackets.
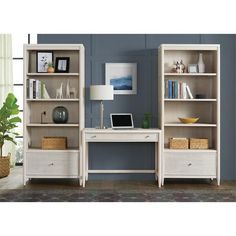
169,138,189,149
190,138,208,149
42,137,67,150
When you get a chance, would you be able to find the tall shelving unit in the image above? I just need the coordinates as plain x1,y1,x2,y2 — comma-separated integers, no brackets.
23,44,85,185
158,44,220,185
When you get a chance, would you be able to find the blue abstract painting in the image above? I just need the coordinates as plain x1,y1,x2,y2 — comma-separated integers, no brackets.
110,75,132,90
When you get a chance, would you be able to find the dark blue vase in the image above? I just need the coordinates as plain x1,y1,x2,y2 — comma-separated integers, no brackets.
52,106,68,123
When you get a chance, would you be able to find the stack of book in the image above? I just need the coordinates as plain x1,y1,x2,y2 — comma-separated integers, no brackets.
165,80,193,99
26,79,50,99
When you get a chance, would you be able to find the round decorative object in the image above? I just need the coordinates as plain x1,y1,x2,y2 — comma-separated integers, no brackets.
47,67,55,73
178,117,199,124
52,106,69,123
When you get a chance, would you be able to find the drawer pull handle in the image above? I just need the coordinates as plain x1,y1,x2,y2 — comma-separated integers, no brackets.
49,163,54,166
91,135,96,138
145,135,150,138
188,163,192,167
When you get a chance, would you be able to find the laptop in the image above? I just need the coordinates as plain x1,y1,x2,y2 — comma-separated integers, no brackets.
110,113,134,129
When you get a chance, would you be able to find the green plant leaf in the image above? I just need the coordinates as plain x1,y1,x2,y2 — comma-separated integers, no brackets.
9,117,21,123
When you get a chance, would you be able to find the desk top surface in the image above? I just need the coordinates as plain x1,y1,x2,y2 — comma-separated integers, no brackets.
83,128,161,133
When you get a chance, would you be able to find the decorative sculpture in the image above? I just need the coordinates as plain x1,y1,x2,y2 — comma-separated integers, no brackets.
56,83,63,99
66,81,77,99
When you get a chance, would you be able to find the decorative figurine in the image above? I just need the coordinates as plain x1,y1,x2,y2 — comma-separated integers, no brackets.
180,60,185,73
66,81,77,98
56,83,63,99
172,60,185,73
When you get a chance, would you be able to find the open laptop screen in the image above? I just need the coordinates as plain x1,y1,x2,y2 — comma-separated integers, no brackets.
110,113,134,129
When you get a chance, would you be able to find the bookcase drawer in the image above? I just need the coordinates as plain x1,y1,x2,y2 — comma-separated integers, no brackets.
26,151,79,176
85,133,158,142
164,151,217,176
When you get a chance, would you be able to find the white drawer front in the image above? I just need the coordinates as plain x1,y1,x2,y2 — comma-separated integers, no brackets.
26,152,79,176
85,133,158,142
164,152,216,176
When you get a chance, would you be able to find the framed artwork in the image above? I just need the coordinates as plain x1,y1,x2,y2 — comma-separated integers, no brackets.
188,64,198,73
36,51,53,73
105,63,137,95
55,57,70,73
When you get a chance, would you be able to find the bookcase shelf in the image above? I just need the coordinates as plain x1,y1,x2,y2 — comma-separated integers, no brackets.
26,123,80,127
27,73,79,76
164,123,217,127
26,99,79,102
23,44,85,186
164,73,217,76
164,99,217,102
158,44,220,186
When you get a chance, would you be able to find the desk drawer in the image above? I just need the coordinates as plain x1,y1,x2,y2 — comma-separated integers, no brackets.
164,151,216,176
26,151,79,176
85,133,158,142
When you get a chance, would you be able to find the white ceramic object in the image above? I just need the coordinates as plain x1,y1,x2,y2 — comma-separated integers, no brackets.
198,53,205,73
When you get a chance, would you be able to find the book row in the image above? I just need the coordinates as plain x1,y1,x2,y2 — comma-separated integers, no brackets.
165,80,193,99
26,79,50,99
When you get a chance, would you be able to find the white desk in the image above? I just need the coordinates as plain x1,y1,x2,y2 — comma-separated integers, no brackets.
82,128,162,187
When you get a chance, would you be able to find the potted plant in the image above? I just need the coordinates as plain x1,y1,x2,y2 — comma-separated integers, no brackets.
47,62,55,73
0,93,21,178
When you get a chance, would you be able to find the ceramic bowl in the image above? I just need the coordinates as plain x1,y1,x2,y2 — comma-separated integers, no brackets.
178,117,199,124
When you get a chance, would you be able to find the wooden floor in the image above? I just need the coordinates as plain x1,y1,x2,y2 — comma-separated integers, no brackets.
1,166,236,190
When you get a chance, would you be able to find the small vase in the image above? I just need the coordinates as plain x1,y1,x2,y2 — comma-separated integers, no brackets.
47,67,55,73
142,113,152,129
198,53,205,73
52,106,68,123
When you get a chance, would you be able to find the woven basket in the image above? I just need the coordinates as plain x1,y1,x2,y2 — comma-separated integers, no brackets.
190,138,208,149
169,138,189,149
0,156,10,178
42,137,67,150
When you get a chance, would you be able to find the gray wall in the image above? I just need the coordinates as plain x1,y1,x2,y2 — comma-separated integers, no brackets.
38,34,236,180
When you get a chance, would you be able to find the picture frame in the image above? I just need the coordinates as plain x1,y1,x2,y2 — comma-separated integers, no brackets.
188,64,198,73
105,63,137,95
55,57,70,73
36,51,53,73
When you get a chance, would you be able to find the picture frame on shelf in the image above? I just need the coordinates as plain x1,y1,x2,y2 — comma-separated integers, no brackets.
55,57,70,73
105,63,137,95
36,51,53,73
188,64,198,73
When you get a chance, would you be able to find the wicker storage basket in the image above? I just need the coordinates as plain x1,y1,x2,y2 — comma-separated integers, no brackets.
42,137,67,150
190,138,208,149
169,138,189,149
0,156,10,178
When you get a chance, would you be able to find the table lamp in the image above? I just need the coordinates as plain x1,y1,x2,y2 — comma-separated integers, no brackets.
90,85,114,129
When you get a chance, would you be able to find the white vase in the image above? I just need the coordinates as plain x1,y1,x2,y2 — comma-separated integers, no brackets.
198,53,205,73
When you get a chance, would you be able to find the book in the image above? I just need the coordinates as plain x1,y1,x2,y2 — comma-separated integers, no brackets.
182,82,187,99
29,79,35,99
43,84,50,99
186,85,193,99
165,80,168,98
174,81,178,99
168,80,172,98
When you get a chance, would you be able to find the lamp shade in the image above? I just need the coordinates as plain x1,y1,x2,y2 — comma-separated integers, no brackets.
90,85,114,100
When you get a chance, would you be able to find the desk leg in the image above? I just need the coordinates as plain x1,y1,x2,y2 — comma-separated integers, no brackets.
82,133,86,188
86,142,88,181
155,142,158,181
157,140,161,188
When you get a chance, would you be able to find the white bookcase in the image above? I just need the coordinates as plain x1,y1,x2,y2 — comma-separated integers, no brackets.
23,44,85,185
158,44,220,185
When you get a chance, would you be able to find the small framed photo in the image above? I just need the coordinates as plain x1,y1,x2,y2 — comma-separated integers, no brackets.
36,51,53,73
55,57,70,73
188,64,198,73
105,63,137,95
